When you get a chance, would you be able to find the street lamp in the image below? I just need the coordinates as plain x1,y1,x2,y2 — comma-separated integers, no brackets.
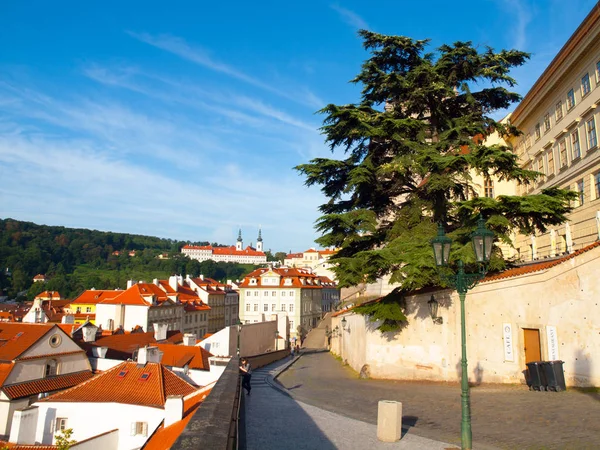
427,295,443,324
275,330,279,351
237,320,242,357
431,215,494,450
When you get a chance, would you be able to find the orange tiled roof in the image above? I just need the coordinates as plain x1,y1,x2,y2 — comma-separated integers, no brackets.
183,244,265,257
71,289,120,304
42,362,196,408
100,283,171,306
0,323,57,361
3,370,93,400
78,330,184,360
0,442,57,449
17,350,85,361
285,252,303,259
0,362,14,386
155,344,211,370
33,274,46,280
482,241,600,283
57,324,79,335
238,267,323,289
34,291,62,300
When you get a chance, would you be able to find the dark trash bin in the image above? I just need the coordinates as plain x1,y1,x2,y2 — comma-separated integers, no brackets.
542,360,566,392
526,361,547,391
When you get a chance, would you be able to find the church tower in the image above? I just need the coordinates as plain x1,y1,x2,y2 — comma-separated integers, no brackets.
256,227,263,252
236,229,243,251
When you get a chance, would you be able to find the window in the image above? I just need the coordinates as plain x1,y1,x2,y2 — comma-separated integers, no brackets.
586,117,597,149
245,303,250,312
289,304,294,313
45,359,58,377
290,320,294,329
595,172,600,199
86,307,92,313
264,291,268,297
555,101,563,121
559,140,567,168
289,291,294,296
281,304,286,312
139,372,151,381
49,334,61,348
572,130,581,159
76,307,81,313
131,422,148,437
55,418,68,432
567,89,575,110
483,178,494,198
535,123,541,140
272,291,276,297
281,291,286,297
577,179,585,206
253,291,258,296
582,73,591,97
544,113,551,132
272,304,276,311
253,304,258,312
537,156,544,175
263,304,268,312
526,133,531,149
246,291,251,297
547,150,554,175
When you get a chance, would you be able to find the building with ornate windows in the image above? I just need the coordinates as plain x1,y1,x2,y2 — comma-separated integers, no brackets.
509,4,600,261
181,229,267,265
237,267,329,338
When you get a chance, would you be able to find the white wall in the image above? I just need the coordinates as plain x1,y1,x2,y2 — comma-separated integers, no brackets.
88,357,123,372
5,354,90,385
169,366,225,387
95,304,123,331
333,245,600,387
197,326,235,357
123,305,149,332
33,401,164,450
0,398,29,435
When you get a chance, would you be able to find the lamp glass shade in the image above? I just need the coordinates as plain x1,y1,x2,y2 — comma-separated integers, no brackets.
341,317,347,329
427,295,439,319
471,216,495,263
431,223,452,267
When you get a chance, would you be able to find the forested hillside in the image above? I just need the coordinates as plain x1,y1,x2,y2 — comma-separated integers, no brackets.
0,218,263,300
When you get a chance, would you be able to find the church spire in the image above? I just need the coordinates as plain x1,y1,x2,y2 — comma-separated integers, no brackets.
257,227,263,242
237,228,242,242
256,226,263,252
236,228,243,251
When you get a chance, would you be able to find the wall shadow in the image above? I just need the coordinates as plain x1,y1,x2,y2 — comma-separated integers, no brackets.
573,348,600,401
401,415,419,438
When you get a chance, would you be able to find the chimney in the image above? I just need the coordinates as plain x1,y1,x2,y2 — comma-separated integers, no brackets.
153,323,168,341
9,406,39,445
227,279,232,286
153,278,159,286
91,346,108,358
61,314,74,324
164,396,184,427
82,325,98,342
127,280,134,289
183,333,197,346
137,346,162,364
200,274,204,281
168,276,179,292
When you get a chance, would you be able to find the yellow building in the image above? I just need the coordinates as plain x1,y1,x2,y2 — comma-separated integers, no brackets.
69,289,120,325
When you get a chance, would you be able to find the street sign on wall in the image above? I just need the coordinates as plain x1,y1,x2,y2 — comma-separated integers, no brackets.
546,326,559,360
503,323,514,361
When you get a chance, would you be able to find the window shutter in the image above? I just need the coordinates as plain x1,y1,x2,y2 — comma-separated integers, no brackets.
130,422,136,436
142,422,148,437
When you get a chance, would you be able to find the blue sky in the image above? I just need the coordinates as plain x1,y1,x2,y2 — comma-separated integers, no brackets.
0,0,596,253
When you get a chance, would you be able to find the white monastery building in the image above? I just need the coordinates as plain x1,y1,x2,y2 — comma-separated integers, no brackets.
181,229,267,265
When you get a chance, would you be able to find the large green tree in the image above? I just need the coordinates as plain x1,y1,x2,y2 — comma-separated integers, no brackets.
296,31,575,330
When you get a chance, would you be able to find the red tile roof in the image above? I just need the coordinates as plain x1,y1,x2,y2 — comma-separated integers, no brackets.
34,291,62,300
100,283,171,306
78,330,184,360
43,362,196,408
2,370,93,400
0,442,57,449
238,267,323,289
71,289,120,304
155,344,211,370
482,241,600,283
183,244,265,257
0,323,57,361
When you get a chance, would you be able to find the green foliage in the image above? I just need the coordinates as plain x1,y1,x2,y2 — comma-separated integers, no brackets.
55,428,76,450
0,219,264,299
354,292,408,332
296,31,574,332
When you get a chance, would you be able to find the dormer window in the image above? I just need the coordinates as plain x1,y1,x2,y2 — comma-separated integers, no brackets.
139,372,151,381
117,369,129,378
250,279,257,285
45,359,58,377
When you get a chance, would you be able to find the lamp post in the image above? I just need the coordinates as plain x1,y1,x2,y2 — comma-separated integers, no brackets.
431,215,494,450
237,320,242,357
341,317,347,360
275,330,279,351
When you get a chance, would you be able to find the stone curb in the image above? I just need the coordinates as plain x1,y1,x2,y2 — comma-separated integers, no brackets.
264,353,304,395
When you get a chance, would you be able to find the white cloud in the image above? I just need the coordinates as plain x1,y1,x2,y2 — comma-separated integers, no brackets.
127,32,323,109
330,4,369,30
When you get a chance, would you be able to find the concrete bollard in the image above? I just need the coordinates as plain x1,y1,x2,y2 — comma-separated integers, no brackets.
377,400,403,442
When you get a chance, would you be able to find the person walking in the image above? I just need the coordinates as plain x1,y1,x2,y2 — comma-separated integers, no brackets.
290,345,295,358
239,358,252,395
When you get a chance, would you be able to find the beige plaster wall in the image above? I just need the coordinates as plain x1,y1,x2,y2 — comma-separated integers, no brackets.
332,245,600,387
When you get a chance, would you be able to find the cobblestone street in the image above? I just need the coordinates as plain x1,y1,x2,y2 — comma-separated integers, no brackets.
278,351,600,449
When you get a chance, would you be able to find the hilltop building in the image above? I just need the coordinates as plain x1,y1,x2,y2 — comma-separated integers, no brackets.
284,248,338,280
181,228,267,265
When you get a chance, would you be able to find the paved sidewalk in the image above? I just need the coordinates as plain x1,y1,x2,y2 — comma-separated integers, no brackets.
278,352,600,450
242,356,457,450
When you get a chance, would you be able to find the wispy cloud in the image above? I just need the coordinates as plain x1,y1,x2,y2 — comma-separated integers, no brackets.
330,4,369,30
127,31,324,109
501,0,532,49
